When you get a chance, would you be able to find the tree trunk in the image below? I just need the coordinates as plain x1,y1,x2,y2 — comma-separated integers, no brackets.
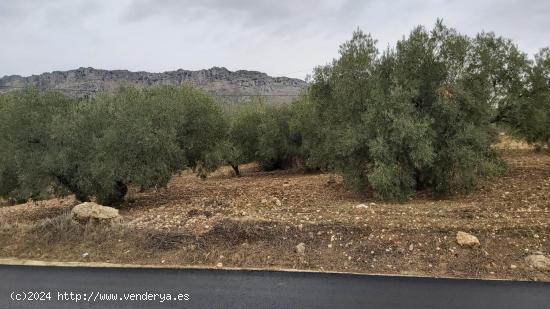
55,175,90,202
231,164,241,177
97,181,128,207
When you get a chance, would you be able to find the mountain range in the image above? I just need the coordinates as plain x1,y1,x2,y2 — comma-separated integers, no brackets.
0,67,307,103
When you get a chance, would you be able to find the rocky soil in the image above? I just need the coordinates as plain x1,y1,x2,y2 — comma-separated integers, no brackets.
0,149,548,281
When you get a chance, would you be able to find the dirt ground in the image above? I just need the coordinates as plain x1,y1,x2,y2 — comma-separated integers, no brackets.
0,147,548,281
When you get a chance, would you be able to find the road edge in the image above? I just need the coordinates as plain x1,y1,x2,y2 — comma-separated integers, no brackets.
0,257,533,282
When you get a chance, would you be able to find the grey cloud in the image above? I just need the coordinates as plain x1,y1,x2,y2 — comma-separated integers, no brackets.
120,0,371,36
1,0,549,79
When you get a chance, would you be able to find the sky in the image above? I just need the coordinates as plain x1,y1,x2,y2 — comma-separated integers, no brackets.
1,0,549,80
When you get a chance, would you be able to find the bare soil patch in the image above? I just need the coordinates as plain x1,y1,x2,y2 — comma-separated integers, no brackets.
1,150,548,281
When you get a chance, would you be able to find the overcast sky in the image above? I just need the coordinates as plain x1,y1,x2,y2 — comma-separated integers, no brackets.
1,0,549,79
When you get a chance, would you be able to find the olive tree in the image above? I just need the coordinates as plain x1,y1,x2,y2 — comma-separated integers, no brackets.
307,21,504,201
0,86,227,206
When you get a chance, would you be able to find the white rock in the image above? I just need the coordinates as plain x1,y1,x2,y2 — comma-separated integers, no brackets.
525,254,550,270
355,204,369,209
456,231,480,247
295,243,306,256
72,202,120,221
272,197,282,207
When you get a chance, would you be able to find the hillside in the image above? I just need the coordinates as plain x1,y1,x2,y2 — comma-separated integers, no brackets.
0,67,307,103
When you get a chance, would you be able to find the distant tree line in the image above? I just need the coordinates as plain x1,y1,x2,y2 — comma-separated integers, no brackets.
0,20,548,205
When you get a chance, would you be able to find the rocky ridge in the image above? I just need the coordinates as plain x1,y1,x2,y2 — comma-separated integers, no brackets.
0,67,307,103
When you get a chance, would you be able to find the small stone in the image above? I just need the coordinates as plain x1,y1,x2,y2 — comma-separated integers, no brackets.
510,264,517,269
272,197,282,207
216,262,223,268
456,231,480,247
82,252,89,258
354,204,369,209
525,254,550,270
295,243,306,256
409,244,414,251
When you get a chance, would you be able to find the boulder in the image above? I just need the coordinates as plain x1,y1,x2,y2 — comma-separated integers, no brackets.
456,231,480,247
525,254,550,270
72,202,120,221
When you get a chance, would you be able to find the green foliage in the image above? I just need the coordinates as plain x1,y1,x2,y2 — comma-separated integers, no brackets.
0,89,76,201
223,98,306,173
256,103,304,170
507,48,550,147
0,86,227,206
307,21,505,201
224,99,266,175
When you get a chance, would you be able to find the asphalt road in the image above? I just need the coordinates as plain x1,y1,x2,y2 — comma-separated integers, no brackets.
0,265,549,308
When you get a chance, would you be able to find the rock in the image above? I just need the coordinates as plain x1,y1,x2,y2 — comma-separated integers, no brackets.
409,244,414,251
456,231,480,247
82,252,89,258
354,204,369,209
525,254,550,270
510,264,517,269
272,197,282,207
0,67,306,103
72,202,120,221
216,262,223,268
295,243,306,256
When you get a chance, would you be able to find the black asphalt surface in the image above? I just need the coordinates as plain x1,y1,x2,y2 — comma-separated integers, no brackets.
0,265,549,308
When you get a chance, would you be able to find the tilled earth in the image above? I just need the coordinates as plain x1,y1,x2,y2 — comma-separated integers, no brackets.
1,149,549,281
